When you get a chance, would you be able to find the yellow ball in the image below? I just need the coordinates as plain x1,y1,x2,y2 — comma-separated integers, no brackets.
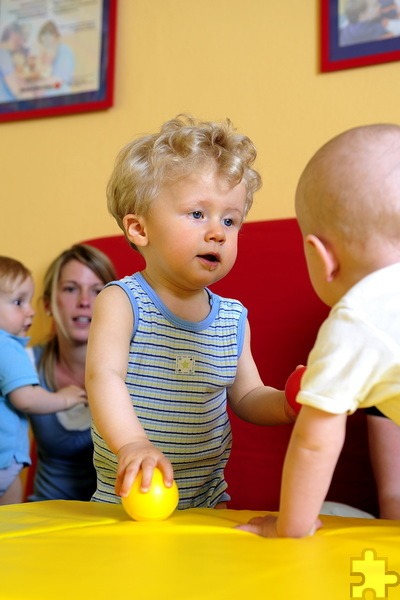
122,468,179,521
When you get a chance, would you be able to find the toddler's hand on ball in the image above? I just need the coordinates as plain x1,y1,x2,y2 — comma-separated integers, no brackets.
116,439,174,497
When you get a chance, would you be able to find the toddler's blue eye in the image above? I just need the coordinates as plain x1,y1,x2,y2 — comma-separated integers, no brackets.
191,211,203,219
224,218,234,227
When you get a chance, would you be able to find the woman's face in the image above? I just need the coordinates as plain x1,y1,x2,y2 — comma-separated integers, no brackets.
53,259,104,343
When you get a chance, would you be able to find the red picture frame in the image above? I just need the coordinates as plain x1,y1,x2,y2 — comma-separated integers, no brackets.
321,0,400,72
0,0,117,122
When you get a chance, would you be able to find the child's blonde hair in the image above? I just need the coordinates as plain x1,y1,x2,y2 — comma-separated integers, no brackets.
0,256,31,293
107,114,262,241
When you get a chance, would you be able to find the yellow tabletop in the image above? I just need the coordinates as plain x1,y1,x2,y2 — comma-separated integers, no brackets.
0,501,399,600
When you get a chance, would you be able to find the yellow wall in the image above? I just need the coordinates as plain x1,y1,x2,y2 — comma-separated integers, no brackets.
2,1,400,341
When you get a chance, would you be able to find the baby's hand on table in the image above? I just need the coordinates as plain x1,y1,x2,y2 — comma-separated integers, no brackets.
116,439,174,497
237,514,322,538
237,515,280,537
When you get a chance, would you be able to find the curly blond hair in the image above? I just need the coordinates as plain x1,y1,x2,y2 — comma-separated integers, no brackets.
107,114,262,240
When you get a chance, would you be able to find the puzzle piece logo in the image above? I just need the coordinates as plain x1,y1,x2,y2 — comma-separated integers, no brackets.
351,548,400,599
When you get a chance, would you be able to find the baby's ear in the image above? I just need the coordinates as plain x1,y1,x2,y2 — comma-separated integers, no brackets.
305,234,339,282
123,214,148,248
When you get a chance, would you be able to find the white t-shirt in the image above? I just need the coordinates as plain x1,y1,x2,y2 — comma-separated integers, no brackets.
298,262,400,425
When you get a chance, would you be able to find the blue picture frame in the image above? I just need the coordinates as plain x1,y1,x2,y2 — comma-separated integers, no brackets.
321,0,400,72
0,0,117,122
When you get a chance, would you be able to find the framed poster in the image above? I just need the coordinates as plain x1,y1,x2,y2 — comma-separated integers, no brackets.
321,0,400,72
0,0,116,122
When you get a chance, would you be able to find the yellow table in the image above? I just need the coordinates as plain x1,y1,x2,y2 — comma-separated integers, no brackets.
0,501,399,599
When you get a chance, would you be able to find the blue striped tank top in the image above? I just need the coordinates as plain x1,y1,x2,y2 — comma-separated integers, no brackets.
91,272,247,508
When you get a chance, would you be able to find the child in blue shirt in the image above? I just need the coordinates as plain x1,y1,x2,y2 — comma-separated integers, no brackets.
0,256,87,504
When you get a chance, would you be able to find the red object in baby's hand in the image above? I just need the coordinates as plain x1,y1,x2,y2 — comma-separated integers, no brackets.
284,366,307,414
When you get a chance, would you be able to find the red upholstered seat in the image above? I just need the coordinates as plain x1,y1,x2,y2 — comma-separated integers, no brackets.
83,219,378,515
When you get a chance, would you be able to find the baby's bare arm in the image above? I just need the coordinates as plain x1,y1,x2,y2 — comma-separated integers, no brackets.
367,414,400,519
238,407,347,538
85,286,174,495
9,384,87,413
228,320,295,425
275,407,347,536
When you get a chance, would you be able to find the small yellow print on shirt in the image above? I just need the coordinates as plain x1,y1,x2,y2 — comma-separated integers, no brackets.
175,356,196,374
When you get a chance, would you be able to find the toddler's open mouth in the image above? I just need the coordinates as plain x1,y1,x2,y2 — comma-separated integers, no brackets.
198,253,220,263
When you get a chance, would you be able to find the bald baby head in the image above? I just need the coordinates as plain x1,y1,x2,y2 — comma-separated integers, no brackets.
295,124,400,249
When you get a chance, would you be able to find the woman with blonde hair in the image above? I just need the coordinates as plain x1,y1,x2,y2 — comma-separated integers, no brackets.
28,244,116,501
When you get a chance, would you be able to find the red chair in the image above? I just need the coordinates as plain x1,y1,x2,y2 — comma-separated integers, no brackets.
84,219,378,514
23,439,37,501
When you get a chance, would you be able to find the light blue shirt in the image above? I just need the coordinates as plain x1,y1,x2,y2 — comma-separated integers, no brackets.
0,330,38,468
92,273,247,508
